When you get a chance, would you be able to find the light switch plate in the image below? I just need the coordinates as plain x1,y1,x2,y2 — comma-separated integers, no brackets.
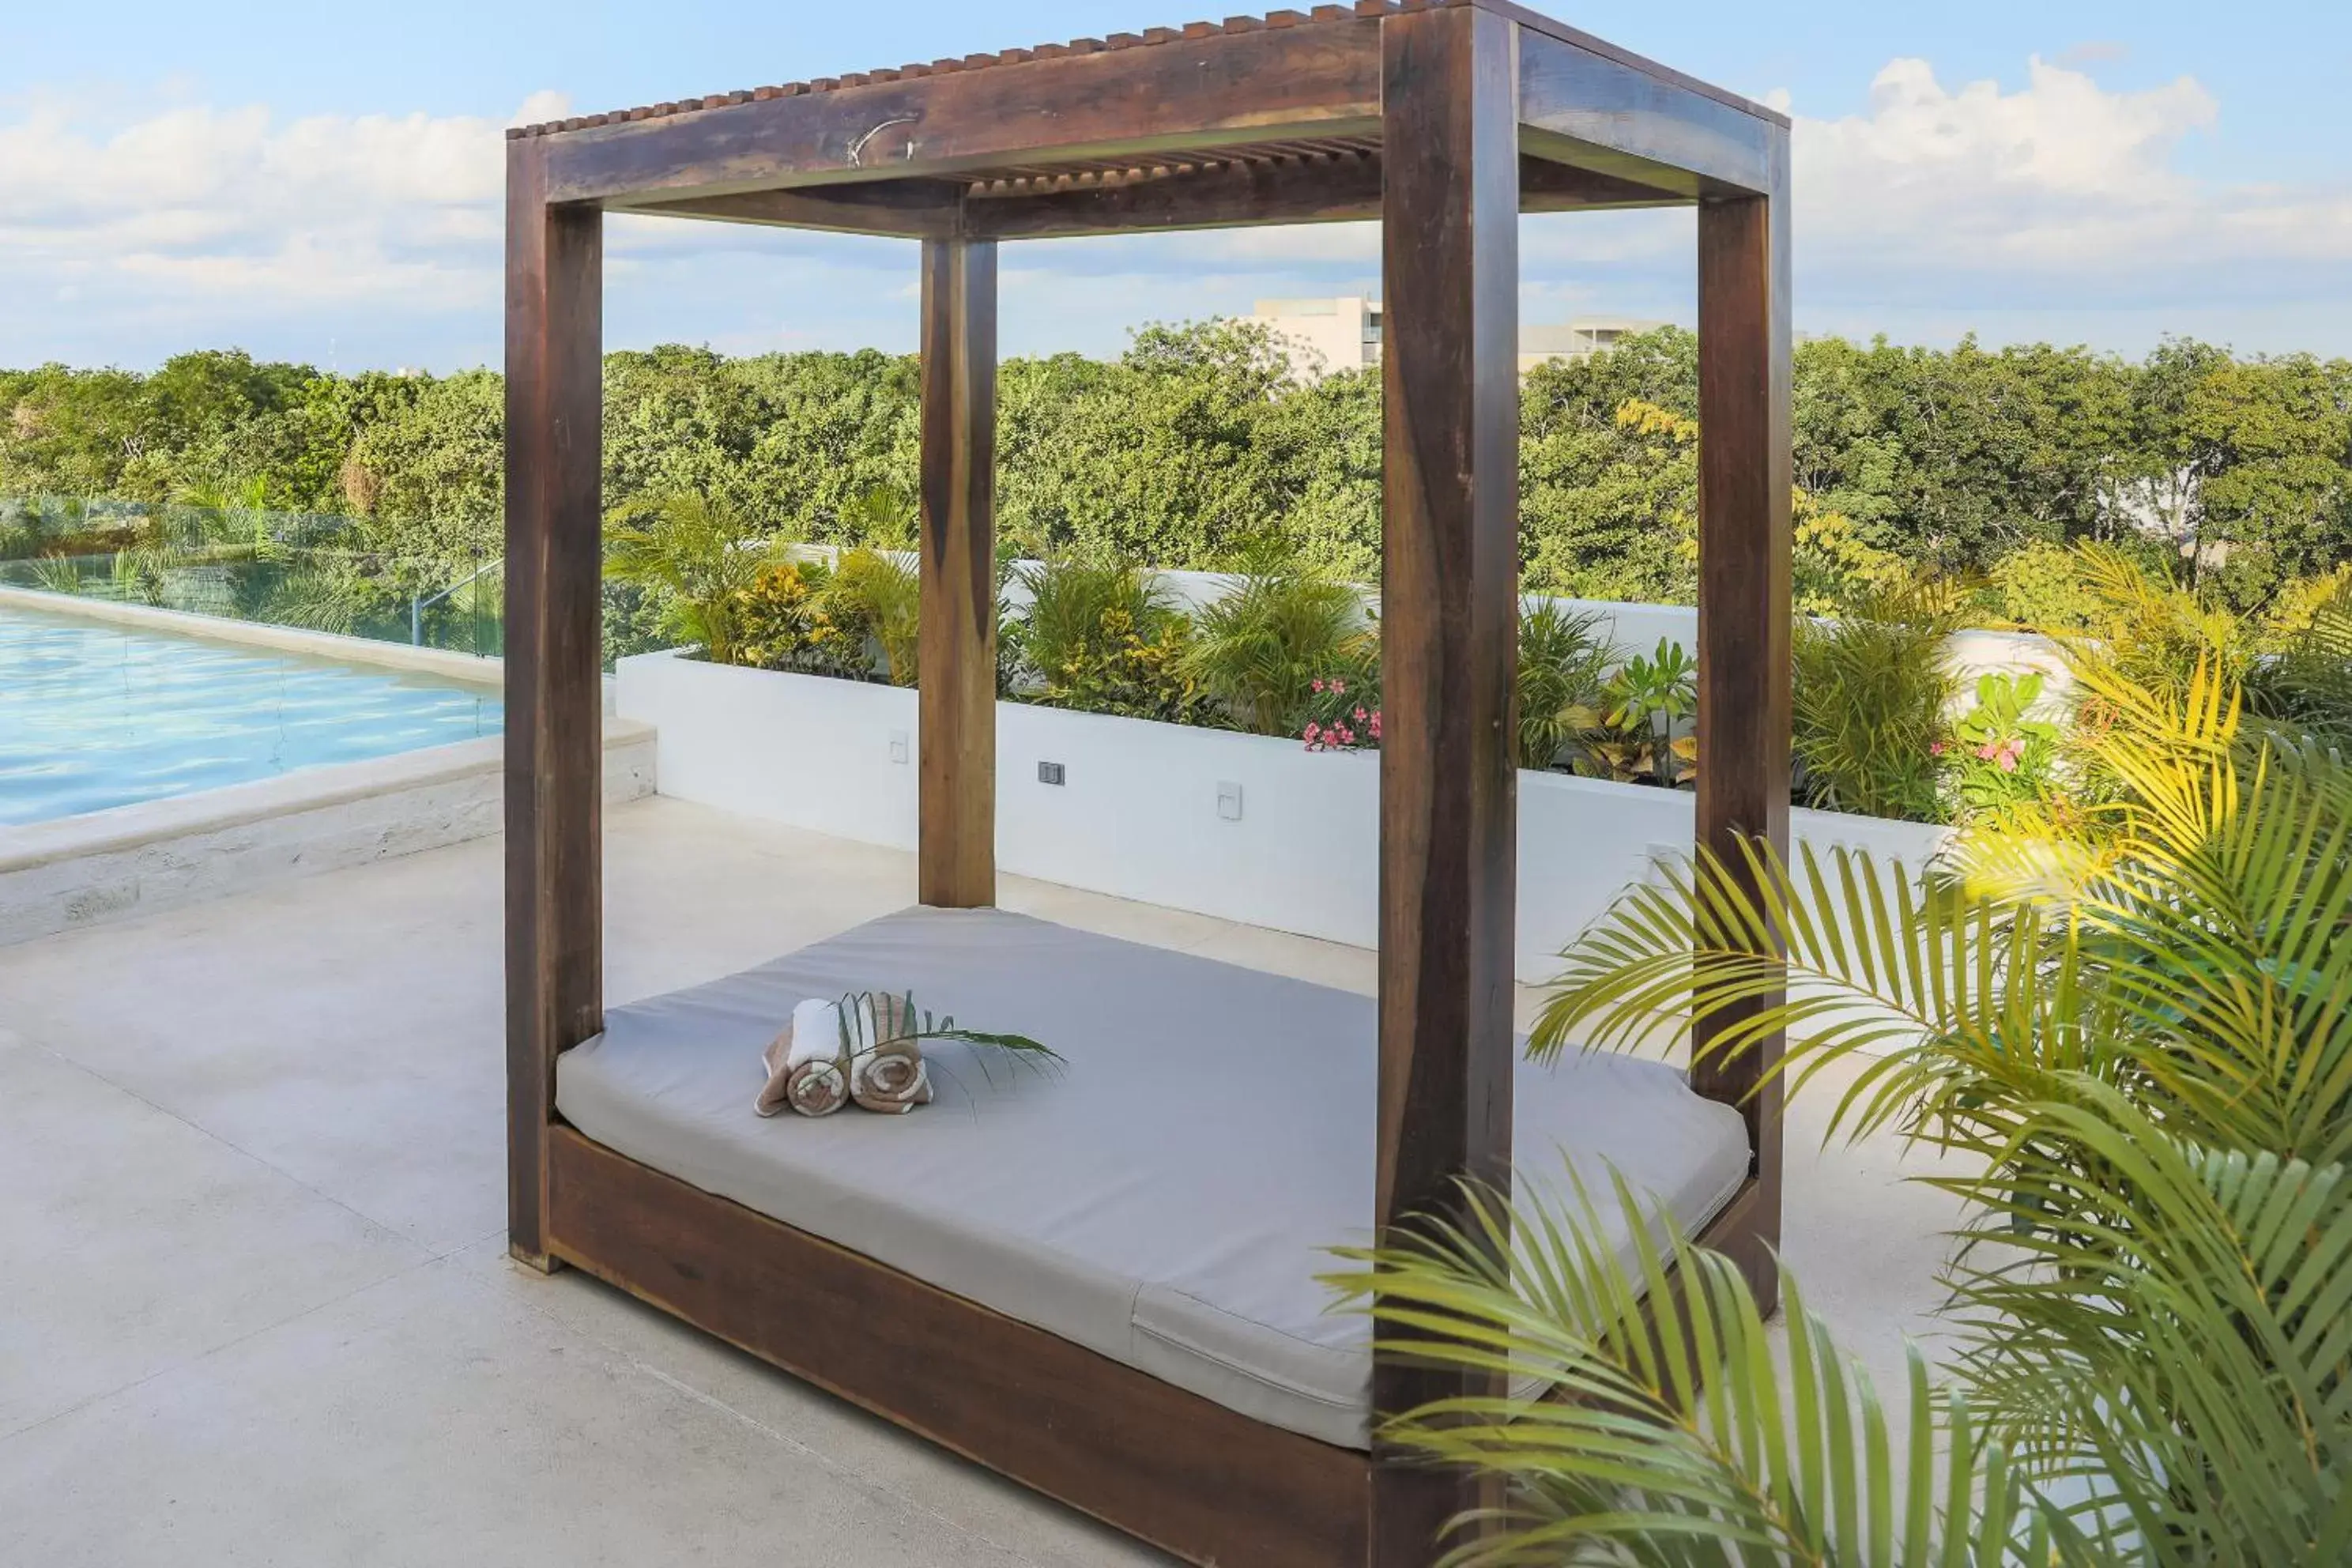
1216,780,1243,821
888,729,910,764
1038,760,1066,786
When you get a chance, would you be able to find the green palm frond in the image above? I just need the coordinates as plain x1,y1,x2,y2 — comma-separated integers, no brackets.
1937,1092,2352,1564
602,491,791,665
829,548,921,685
1331,1172,2068,1566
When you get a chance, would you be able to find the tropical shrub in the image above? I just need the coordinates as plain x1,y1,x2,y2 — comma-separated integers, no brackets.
731,556,875,680
1005,557,1204,723
1791,588,1959,821
1565,638,1698,787
1951,671,2063,814
1515,601,1615,770
603,491,790,667
1346,658,2352,1564
1183,554,1370,735
1298,631,1383,752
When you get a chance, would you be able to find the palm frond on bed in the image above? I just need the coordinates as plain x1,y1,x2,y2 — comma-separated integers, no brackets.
834,989,1062,1091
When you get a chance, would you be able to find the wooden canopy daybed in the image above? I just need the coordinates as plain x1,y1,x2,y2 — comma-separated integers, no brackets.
502,4,1792,1564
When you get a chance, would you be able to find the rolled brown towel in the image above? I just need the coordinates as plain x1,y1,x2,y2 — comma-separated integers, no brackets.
851,1038,933,1114
782,1056,850,1117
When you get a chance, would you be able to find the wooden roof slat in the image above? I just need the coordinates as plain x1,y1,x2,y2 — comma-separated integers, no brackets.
522,2,1778,209
511,2,1784,144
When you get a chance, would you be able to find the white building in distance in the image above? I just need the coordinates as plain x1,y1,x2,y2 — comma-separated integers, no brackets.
1238,296,1672,379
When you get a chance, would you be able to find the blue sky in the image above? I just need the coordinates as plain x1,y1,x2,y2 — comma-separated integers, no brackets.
2,0,2347,371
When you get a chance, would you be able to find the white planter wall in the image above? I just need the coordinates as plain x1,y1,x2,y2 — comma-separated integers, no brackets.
619,651,1951,983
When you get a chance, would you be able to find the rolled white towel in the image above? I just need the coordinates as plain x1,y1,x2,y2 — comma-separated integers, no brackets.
755,997,848,1117
782,997,842,1069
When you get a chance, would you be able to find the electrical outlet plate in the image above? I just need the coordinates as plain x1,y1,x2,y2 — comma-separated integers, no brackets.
1038,760,1065,786
888,729,910,764
1216,780,1243,821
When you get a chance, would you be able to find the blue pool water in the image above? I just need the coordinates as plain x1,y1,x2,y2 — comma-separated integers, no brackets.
0,606,504,827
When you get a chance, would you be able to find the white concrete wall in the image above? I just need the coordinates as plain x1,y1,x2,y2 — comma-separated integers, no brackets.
619,652,1950,983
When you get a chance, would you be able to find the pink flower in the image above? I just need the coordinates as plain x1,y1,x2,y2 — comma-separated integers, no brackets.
1303,722,1321,743
1353,706,1367,722
1368,711,1383,741
1977,742,2000,762
1928,740,1947,756
1311,677,1325,694
1993,738,2024,773
1330,678,1347,695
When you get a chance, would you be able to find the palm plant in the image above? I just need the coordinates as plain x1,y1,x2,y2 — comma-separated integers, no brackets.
603,491,790,666
1344,654,2352,1564
846,481,918,551
2247,573,2352,744
1184,556,1370,735
1517,601,1615,771
829,547,921,685
1790,586,1960,821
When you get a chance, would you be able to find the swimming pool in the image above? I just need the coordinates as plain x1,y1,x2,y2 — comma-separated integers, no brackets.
0,604,504,827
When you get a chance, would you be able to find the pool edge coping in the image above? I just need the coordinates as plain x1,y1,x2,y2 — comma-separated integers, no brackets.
0,718,656,875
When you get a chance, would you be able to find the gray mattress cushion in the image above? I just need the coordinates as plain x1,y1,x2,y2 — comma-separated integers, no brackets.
555,906,1749,1450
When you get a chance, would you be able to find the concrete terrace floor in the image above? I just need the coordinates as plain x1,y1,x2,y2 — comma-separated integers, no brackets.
0,796,1962,1566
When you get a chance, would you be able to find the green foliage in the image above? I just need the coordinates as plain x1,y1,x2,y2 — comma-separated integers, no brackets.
1347,660,2352,1564
1182,552,1370,735
1520,396,1699,602
828,548,921,686
1006,557,1204,723
1792,588,1961,820
1951,671,2063,813
1515,601,1615,769
1992,539,2108,631
1296,635,1382,751
730,556,871,680
1566,638,1699,786
9,328,2349,625
602,491,790,667
1335,1176,2055,1567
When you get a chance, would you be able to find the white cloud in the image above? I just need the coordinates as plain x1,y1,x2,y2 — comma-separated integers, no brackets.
1790,56,2352,292
0,58,2347,368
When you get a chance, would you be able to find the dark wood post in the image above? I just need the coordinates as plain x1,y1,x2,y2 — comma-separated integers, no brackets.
1374,6,1519,1559
917,235,999,908
1692,125,1793,1312
504,136,605,1269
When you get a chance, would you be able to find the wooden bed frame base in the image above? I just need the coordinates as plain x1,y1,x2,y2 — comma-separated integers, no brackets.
542,1122,1773,1568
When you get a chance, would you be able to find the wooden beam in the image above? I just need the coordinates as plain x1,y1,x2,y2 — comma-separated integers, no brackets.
917,236,997,909
545,1127,1370,1566
1517,24,1778,196
542,20,1383,205
623,178,964,239
1691,124,1792,1314
1373,6,1520,1562
503,141,605,1268
963,151,1678,240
